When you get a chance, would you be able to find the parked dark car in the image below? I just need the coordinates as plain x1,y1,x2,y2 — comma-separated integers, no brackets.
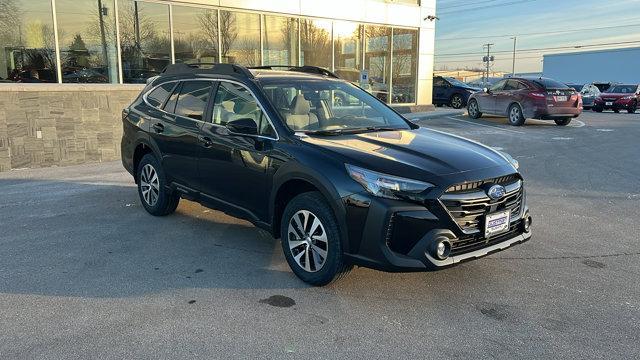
467,77,582,126
593,84,639,113
433,76,481,109
121,63,532,285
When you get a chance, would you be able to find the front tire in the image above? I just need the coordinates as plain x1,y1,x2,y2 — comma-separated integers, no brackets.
508,103,526,126
554,117,572,126
628,101,637,114
137,154,180,216
593,107,603,113
467,99,482,119
280,192,352,286
450,94,464,109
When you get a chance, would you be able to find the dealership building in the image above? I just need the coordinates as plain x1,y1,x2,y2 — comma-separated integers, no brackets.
0,0,436,171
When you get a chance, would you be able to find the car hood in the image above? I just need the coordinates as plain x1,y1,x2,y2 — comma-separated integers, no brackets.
300,128,513,179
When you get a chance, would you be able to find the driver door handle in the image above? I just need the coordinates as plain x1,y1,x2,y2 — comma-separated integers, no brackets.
152,123,164,133
199,135,213,148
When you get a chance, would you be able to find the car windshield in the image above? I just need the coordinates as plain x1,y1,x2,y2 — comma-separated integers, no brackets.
446,77,470,87
531,78,571,90
607,85,637,93
260,78,411,134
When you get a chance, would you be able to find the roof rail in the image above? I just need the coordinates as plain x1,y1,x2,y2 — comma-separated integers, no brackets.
161,63,254,79
248,65,339,79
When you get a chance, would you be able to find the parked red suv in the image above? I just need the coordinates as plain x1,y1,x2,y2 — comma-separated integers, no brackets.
593,84,639,113
467,77,582,126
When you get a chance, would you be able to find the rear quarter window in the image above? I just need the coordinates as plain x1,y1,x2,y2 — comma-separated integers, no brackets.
146,82,176,107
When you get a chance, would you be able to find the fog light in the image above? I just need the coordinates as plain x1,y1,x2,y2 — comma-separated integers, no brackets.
434,239,451,260
523,216,532,232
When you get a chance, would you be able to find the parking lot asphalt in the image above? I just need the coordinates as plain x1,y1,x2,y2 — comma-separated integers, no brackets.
1,110,639,359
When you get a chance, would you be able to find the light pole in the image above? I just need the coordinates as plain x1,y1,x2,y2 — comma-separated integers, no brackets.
482,43,494,86
511,36,517,76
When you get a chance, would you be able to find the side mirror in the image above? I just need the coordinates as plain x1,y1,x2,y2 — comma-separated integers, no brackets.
226,118,258,135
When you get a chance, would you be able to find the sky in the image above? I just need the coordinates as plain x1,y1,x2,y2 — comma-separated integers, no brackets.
434,0,640,74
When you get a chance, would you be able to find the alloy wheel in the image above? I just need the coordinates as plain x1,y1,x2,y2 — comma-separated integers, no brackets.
287,210,329,273
451,95,462,108
510,106,520,123
140,164,160,207
469,101,478,116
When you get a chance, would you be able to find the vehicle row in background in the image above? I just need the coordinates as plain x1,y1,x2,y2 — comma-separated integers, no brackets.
467,77,582,126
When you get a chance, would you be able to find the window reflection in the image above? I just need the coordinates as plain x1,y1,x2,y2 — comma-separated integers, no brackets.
300,19,332,70
172,6,219,65
56,0,118,83
263,15,298,66
365,25,391,103
333,21,361,84
220,11,260,66
392,28,417,103
119,1,170,83
0,0,57,83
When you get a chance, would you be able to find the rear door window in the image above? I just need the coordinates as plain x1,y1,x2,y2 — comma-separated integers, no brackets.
174,81,212,121
146,82,175,107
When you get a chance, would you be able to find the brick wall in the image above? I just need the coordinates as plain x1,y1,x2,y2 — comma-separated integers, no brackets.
0,84,144,172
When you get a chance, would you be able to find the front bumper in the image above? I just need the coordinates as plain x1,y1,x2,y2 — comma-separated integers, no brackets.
594,98,635,110
342,191,532,272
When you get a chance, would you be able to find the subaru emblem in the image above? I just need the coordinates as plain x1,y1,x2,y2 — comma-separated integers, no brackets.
487,185,506,200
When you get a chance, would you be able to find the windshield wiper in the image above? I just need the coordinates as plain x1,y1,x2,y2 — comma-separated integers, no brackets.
304,126,405,136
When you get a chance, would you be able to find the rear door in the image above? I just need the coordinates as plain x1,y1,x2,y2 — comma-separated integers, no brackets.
493,80,521,115
149,80,212,186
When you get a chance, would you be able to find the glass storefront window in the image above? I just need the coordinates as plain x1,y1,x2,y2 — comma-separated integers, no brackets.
364,25,391,103
263,15,298,66
300,19,332,70
333,21,361,84
0,0,57,82
172,6,219,65
220,11,260,66
56,0,119,83
392,28,418,103
119,1,170,83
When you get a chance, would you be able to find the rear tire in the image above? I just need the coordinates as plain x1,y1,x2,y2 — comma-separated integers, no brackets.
614,109,620,113
467,99,482,119
508,103,526,126
137,154,180,216
593,107,603,113
280,192,352,286
554,117,572,126
450,94,464,109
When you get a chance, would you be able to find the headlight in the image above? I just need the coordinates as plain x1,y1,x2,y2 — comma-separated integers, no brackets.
622,95,634,100
345,164,434,200
499,151,519,170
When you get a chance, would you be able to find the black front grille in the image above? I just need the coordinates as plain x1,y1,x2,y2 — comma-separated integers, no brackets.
445,174,519,193
440,177,523,234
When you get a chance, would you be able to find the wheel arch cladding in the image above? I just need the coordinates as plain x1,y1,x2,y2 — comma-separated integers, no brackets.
133,141,159,183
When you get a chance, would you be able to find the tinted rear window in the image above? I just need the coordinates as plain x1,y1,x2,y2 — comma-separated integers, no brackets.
146,82,175,107
531,78,570,90
174,81,212,121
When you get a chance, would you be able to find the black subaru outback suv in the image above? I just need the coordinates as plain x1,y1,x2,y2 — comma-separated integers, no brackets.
121,63,532,286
